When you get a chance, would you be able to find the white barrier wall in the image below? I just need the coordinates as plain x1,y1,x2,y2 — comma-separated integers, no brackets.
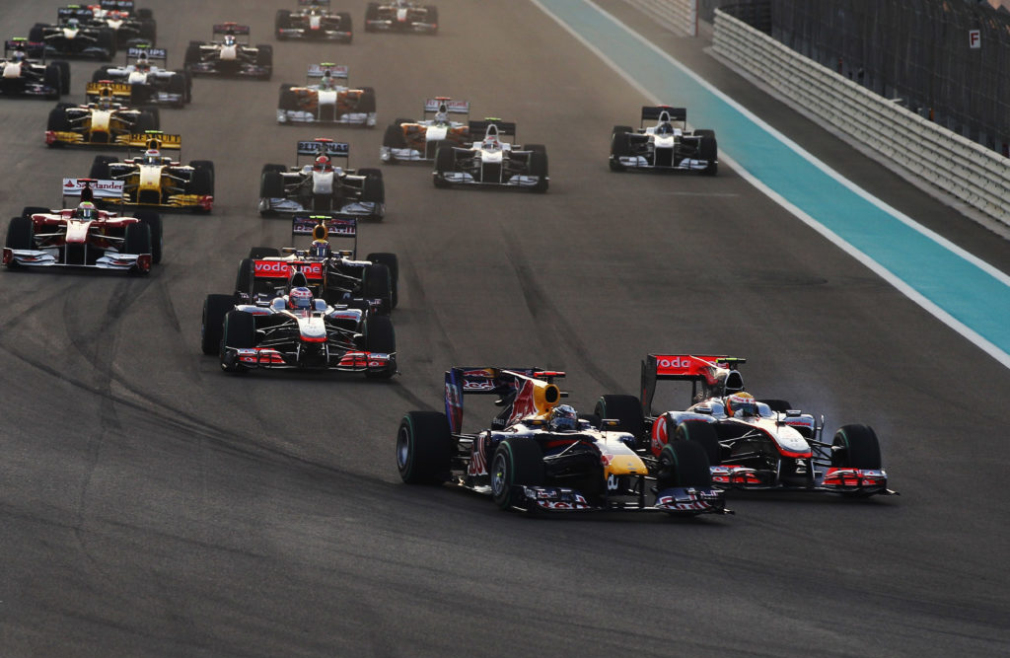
712,9,1010,227
622,0,697,37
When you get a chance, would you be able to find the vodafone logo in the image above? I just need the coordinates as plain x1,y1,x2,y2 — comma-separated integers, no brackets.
657,357,691,370
253,261,324,278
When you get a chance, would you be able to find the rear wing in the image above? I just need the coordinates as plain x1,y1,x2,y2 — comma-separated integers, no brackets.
444,367,565,434
62,178,125,204
213,23,251,36
641,354,746,416
307,63,348,81
424,98,469,116
469,119,516,140
85,81,132,102
126,45,167,64
641,106,686,122
58,6,96,20
5,38,43,59
100,0,135,11
297,139,349,158
299,0,330,6
123,132,182,151
292,214,357,238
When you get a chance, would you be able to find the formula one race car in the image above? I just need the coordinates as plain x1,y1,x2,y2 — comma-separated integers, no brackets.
259,139,384,220
610,106,718,175
4,178,161,273
46,81,158,147
83,1,157,48
202,253,397,378
277,64,375,127
184,24,272,80
381,97,469,163
28,6,117,61
397,367,728,515
92,46,191,107
364,1,438,34
88,132,214,213
232,214,398,313
276,0,352,42
433,119,548,192
0,39,69,99
594,354,896,498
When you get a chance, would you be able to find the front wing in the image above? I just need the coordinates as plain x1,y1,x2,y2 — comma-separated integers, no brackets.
223,346,396,374
277,108,376,127
258,196,383,220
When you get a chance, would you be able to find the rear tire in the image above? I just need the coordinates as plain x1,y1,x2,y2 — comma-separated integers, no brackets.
234,258,253,296
490,437,544,511
90,155,118,180
361,263,393,315
247,247,280,259
594,394,644,439
359,167,385,206
396,411,451,484
365,252,398,308
201,294,234,355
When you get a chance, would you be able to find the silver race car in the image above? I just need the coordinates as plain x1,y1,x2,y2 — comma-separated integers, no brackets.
609,106,718,175
433,119,548,192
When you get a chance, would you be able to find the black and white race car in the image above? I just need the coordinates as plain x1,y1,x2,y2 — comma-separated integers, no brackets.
92,46,190,107
0,39,69,99
276,0,352,42
259,139,384,220
595,354,897,497
28,6,117,61
83,1,157,48
396,367,729,515
364,1,437,34
184,23,271,81
433,119,548,192
609,106,718,175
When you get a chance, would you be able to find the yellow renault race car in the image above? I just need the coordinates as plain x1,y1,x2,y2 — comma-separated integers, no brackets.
45,81,158,147
88,132,214,212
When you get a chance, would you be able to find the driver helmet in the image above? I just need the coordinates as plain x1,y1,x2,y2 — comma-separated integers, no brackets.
320,71,336,90
74,201,97,221
97,96,113,110
314,155,331,171
726,392,757,418
135,55,151,72
142,149,161,165
657,122,673,135
309,239,329,258
223,34,237,47
434,103,448,123
549,404,578,432
11,48,26,63
67,17,80,29
483,137,498,150
288,286,313,310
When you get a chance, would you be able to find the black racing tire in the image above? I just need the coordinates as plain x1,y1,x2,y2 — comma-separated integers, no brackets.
433,142,454,188
656,440,712,491
275,9,291,35
365,252,398,308
140,20,157,45
526,145,549,193
46,106,71,134
361,263,393,315
28,25,45,43
831,424,882,470
359,168,385,205
364,314,396,379
6,216,34,251
490,437,544,511
92,66,113,83
44,64,62,99
247,247,280,259
166,72,187,106
695,129,715,139
278,84,297,112
396,411,451,484
54,61,71,94
123,222,152,269
89,155,118,180
260,170,285,199
365,3,379,28
133,210,162,264
261,163,287,177
135,110,157,133
21,207,50,218
759,399,793,413
184,43,202,67
357,87,377,114
234,258,254,296
97,29,117,61
382,123,407,149
189,166,213,197
594,394,644,439
338,12,353,40
137,8,154,20
674,420,721,466
609,125,632,171
220,311,255,372
699,133,718,176
255,44,272,76
201,294,234,355
426,6,439,32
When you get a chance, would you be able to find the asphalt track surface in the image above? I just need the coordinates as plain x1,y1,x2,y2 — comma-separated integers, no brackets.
1,1,1009,656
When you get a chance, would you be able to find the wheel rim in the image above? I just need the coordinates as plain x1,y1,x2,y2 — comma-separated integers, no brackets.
490,451,508,497
396,426,410,471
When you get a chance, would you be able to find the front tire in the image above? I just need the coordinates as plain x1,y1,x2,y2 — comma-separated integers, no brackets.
490,437,544,511
396,411,451,484
201,294,234,355
656,441,712,491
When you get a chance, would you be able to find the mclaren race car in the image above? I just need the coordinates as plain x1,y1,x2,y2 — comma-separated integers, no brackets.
277,64,375,127
83,1,157,48
88,132,214,213
4,178,161,273
594,354,896,498
0,39,69,99
92,46,190,107
46,81,158,147
276,0,352,42
184,23,272,81
433,119,548,192
28,6,117,61
202,257,397,378
610,106,718,175
259,139,384,220
381,97,469,163
364,1,438,34
397,367,730,516
231,214,398,314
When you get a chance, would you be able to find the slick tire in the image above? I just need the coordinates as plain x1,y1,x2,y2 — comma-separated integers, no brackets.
202,294,234,355
234,258,254,296
365,252,398,308
382,123,407,149
46,106,71,135
699,132,718,176
220,310,256,373
361,263,393,315
526,144,548,193
90,155,117,180
674,420,721,467
247,247,280,259
656,440,712,491
396,411,451,484
831,424,882,470
490,437,544,511
260,170,285,199
594,394,644,439
364,314,396,380
358,168,385,206
433,142,454,188
6,216,34,257
134,210,162,264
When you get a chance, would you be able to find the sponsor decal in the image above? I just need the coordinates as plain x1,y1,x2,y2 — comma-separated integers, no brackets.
651,414,668,456
63,178,124,198
467,434,487,477
505,380,537,426
252,260,323,279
